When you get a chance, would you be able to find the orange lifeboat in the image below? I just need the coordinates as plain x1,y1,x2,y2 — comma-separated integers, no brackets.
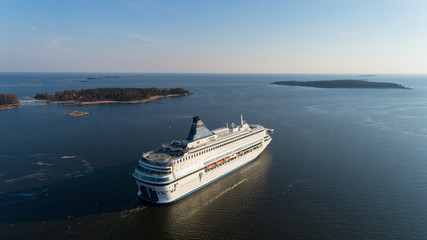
205,164,214,169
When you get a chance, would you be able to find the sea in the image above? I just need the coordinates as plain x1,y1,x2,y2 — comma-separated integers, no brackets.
1,73,427,239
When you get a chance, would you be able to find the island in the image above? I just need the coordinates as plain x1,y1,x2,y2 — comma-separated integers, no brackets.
33,87,193,105
358,75,376,77
0,93,21,110
22,82,44,85
86,75,144,80
271,80,410,89
68,110,90,116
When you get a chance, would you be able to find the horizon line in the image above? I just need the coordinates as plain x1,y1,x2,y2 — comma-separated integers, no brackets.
1,71,427,75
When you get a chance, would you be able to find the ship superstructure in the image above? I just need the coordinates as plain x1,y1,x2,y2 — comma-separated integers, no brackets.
132,115,273,203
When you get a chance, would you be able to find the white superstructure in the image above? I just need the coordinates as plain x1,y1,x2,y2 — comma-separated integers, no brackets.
132,115,273,204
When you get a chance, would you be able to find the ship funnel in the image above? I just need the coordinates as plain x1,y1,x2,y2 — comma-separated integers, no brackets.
186,116,213,141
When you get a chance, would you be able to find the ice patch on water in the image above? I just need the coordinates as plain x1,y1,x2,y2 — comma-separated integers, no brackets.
33,161,52,166
31,153,52,157
81,159,94,173
272,191,286,198
0,153,94,193
4,172,45,183
9,193,36,197
288,179,307,188
63,159,93,178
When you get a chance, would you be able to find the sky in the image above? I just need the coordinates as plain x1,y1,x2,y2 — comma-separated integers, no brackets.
1,0,427,73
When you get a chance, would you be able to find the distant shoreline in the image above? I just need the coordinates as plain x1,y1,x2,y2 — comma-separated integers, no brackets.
272,80,411,89
0,93,21,110
21,82,44,85
37,94,184,106
0,103,22,110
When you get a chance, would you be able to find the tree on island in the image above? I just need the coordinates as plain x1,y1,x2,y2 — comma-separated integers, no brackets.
34,87,192,102
0,93,20,105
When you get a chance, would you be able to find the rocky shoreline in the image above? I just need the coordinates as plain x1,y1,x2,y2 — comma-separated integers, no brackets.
37,94,184,106
0,103,22,110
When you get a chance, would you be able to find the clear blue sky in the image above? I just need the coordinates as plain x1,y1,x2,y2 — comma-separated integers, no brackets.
1,0,426,73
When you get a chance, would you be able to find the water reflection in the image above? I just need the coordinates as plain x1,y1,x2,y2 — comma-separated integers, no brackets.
162,152,272,239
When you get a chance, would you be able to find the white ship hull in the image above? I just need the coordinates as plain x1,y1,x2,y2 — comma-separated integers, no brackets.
135,138,271,204
133,116,273,204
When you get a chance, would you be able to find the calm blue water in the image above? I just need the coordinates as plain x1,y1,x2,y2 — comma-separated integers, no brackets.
1,73,427,239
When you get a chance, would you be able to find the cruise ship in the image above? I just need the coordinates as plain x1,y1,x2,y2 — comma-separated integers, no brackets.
132,115,273,204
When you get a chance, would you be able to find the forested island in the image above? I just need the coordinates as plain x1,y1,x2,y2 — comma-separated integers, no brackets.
34,87,193,105
272,80,410,89
0,93,21,110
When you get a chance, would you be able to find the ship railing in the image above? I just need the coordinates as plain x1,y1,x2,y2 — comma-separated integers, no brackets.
140,156,173,167
132,171,174,183
139,160,172,172
136,165,171,177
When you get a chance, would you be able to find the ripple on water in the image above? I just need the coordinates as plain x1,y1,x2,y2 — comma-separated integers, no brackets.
0,153,93,193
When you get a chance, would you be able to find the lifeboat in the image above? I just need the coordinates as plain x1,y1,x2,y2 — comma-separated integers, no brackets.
215,160,223,165
205,164,215,169
238,151,243,155
223,156,230,161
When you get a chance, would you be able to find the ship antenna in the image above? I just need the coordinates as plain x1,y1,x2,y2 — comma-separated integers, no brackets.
241,114,244,126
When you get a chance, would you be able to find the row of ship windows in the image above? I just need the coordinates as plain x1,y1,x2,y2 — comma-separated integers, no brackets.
175,134,257,164
137,142,263,184
137,165,170,176
153,144,261,194
134,171,172,183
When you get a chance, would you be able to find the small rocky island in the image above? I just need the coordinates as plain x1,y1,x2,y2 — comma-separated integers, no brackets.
68,110,90,116
0,93,21,110
34,87,193,105
272,80,410,89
